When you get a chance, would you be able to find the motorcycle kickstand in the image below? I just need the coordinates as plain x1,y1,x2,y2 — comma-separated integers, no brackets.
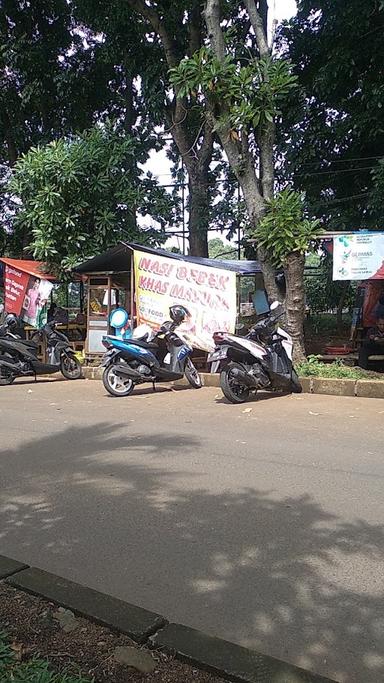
152,381,156,392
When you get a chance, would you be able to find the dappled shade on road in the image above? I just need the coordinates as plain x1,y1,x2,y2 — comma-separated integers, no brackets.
1,420,384,682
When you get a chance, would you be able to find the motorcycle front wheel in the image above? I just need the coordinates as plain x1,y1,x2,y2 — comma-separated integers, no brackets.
184,358,203,388
291,369,303,394
220,363,250,404
0,366,16,386
103,364,135,397
60,353,82,380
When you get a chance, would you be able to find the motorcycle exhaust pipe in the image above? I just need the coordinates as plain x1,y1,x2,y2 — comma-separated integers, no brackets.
114,364,144,380
230,366,258,388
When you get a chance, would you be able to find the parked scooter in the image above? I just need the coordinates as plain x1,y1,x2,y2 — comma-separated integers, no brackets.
101,305,202,396
0,314,82,385
207,302,302,403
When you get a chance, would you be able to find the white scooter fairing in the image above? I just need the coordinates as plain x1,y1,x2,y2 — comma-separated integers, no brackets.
276,327,293,360
222,333,267,359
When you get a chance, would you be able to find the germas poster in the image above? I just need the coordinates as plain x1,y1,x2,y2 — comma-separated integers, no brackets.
133,250,237,351
333,233,384,281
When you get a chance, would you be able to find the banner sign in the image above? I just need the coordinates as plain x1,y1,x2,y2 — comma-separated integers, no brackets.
4,265,29,316
5,265,53,328
133,250,237,351
333,233,384,281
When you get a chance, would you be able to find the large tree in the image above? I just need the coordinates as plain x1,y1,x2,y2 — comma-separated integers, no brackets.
279,0,384,230
172,0,313,359
0,0,115,166
97,0,215,257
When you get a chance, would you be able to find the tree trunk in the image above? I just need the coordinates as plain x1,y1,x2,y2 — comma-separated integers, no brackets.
257,246,280,302
284,251,306,363
123,69,138,235
188,174,209,256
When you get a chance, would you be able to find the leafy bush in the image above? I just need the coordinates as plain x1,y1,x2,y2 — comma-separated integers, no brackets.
0,630,89,683
297,355,384,380
254,188,320,264
304,313,351,336
8,123,174,273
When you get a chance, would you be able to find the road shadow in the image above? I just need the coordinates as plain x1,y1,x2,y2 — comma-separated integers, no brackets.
215,390,293,404
102,384,198,398
0,424,383,683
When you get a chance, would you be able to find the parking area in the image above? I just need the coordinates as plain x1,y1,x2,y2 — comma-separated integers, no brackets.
1,378,384,682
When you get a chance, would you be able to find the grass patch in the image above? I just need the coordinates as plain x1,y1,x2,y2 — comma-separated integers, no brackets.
297,356,384,381
0,629,90,683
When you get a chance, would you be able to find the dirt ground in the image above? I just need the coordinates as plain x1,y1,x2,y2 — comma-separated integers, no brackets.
0,582,224,683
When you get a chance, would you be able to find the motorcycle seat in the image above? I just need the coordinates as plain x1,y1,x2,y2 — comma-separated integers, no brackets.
125,338,158,350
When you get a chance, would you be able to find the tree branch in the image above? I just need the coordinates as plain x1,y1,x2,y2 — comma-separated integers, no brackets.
204,0,226,61
258,0,268,40
188,0,202,57
243,0,270,57
259,121,275,200
204,1,264,213
125,0,179,69
198,119,214,175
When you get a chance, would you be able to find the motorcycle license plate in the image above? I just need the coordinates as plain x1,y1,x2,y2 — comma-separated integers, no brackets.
208,348,227,362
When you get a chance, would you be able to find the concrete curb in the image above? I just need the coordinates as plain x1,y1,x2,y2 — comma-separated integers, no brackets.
298,377,384,399
0,554,28,580
151,622,334,683
0,555,337,683
83,366,384,399
6,566,166,643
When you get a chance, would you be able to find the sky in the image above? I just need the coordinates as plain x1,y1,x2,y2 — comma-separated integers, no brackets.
273,0,297,23
145,0,298,252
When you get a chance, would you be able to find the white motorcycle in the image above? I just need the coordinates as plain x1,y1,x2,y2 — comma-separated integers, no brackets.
207,302,302,403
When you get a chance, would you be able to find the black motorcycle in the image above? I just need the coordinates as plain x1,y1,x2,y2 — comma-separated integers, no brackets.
0,315,82,385
207,302,302,403
101,305,202,396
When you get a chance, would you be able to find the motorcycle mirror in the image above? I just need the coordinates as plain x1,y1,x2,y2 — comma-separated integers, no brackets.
270,301,281,311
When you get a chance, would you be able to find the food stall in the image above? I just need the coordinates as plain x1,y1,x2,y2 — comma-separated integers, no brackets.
75,242,268,361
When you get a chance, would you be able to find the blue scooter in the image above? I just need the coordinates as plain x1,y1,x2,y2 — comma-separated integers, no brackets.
101,305,202,396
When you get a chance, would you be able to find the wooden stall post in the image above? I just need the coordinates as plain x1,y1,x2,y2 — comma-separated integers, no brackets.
130,251,135,327
107,275,112,334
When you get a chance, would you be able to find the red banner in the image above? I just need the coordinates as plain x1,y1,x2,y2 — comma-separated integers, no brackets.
4,265,29,315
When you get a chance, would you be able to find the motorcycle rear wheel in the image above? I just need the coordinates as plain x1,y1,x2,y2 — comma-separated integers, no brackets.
220,363,250,404
103,364,135,397
184,358,203,388
60,354,82,380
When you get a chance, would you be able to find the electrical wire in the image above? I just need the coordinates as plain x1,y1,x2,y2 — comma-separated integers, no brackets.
293,155,384,167
292,165,376,178
316,192,370,206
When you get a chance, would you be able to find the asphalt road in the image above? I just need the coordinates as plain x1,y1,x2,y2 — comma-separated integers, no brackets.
1,378,384,683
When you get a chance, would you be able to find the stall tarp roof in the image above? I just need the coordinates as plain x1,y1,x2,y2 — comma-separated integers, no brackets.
74,242,262,275
0,257,55,280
